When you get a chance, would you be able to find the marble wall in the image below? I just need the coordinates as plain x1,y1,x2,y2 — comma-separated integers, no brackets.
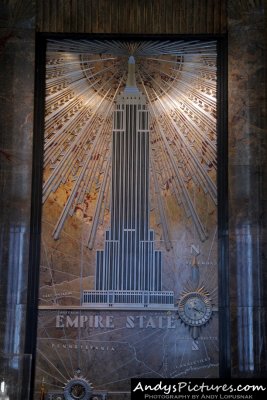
0,0,36,396
228,0,267,376
0,1,266,397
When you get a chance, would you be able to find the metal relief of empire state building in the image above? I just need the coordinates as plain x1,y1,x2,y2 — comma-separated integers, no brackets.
83,57,174,309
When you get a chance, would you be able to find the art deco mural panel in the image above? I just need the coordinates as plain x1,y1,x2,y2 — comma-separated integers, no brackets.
35,39,218,399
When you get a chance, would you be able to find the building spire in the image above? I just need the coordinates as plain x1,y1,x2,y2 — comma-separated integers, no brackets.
124,56,139,94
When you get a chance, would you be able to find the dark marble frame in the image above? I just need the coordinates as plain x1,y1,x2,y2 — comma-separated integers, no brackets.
216,36,230,378
26,32,228,398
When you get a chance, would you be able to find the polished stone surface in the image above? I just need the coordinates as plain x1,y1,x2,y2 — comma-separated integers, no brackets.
0,0,36,387
230,306,267,377
228,0,267,377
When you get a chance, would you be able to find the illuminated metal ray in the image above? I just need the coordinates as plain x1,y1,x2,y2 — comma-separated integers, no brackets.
43,92,110,204
152,95,217,204
139,65,217,204
51,80,123,240
47,39,217,57
140,76,208,241
43,71,123,198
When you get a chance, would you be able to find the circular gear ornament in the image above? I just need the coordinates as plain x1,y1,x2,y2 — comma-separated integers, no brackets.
64,377,93,400
178,288,212,327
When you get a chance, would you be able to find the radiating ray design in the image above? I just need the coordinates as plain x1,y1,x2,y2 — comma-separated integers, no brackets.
43,39,217,247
